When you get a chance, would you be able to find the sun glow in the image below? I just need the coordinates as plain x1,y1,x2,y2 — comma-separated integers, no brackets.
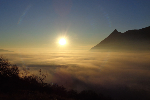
59,38,66,45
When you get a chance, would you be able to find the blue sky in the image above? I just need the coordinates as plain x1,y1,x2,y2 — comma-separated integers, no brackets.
0,0,150,50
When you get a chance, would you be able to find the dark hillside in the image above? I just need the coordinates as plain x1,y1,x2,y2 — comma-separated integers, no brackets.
0,57,112,100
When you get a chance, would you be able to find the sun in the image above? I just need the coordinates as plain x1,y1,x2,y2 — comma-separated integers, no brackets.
59,38,66,45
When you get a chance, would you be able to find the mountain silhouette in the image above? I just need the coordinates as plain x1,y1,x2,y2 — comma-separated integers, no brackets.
91,26,150,51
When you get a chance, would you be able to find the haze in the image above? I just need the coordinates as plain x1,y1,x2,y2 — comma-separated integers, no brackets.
1,50,150,100
0,0,150,100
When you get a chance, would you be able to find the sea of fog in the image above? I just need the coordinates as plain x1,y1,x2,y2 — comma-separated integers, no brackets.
1,50,150,100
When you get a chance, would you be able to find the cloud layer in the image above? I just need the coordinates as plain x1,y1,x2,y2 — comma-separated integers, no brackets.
1,51,150,100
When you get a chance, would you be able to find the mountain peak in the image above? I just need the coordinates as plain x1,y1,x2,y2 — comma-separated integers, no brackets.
90,26,150,51
112,29,118,33
108,29,120,37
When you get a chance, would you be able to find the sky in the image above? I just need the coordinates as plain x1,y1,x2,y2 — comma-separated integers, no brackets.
1,1,150,99
0,0,150,50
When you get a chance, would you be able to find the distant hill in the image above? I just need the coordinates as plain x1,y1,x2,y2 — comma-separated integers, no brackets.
0,49,13,52
91,26,150,52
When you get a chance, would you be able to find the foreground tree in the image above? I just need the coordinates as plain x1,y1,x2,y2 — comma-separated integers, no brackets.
0,56,112,100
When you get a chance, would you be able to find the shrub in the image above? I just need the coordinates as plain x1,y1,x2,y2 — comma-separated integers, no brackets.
0,56,112,100
0,57,19,78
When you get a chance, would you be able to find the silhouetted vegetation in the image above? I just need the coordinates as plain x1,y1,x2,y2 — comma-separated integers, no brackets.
0,56,112,100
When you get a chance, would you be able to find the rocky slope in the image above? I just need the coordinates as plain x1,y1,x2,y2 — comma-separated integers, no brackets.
91,26,150,51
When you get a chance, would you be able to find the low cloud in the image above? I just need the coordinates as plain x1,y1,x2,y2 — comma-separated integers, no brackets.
1,51,150,99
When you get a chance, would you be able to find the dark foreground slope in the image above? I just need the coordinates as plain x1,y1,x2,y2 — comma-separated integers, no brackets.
0,57,112,100
91,26,150,51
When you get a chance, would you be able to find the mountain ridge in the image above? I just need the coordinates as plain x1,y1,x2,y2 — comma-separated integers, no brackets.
91,26,150,51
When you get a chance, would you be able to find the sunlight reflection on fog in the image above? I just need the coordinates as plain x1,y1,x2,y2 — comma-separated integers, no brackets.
1,50,150,94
